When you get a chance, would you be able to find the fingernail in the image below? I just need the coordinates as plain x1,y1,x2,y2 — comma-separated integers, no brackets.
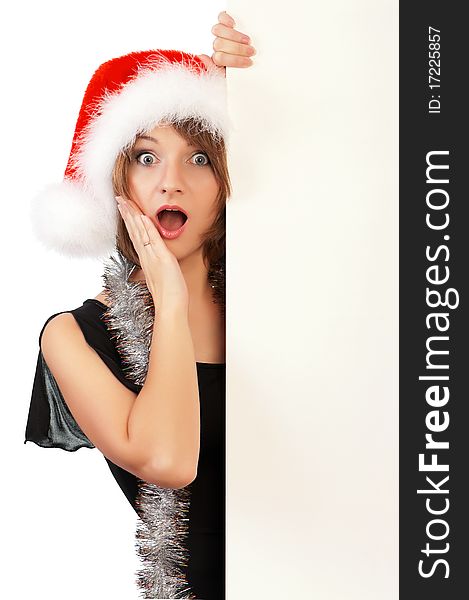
242,35,250,43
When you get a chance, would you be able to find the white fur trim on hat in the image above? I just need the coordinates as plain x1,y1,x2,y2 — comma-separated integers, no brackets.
74,61,230,205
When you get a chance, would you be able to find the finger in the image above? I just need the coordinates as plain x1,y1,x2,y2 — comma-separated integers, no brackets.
197,54,212,70
211,22,250,44
212,51,253,68
118,196,168,255
137,214,177,280
218,10,235,27
139,215,167,254
213,36,256,58
139,214,168,254
197,54,225,77
122,196,145,217
118,206,155,278
117,201,141,250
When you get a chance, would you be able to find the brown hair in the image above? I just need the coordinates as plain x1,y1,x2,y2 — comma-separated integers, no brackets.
111,118,231,273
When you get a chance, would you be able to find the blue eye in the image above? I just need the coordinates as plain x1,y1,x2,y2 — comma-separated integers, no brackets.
136,152,156,166
192,152,211,166
134,150,210,167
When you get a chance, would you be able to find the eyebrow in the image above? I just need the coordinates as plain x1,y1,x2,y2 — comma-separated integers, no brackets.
136,135,195,147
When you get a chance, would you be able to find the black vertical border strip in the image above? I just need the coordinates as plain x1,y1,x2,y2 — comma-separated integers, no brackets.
400,3,467,598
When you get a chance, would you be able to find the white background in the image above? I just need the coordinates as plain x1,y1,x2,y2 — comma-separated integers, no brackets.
1,0,398,598
225,1,398,598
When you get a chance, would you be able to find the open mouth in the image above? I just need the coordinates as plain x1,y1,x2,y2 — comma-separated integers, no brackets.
157,208,188,232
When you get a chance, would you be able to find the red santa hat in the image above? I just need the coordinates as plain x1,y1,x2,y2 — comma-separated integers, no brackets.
29,49,231,259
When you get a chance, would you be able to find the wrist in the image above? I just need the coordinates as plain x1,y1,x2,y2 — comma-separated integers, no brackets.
155,301,189,321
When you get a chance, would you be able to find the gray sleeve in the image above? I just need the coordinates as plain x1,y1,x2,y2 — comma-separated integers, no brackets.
38,351,95,451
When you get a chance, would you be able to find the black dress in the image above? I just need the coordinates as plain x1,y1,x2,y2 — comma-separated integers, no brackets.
24,298,225,600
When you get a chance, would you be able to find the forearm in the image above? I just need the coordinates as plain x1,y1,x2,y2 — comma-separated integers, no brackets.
127,303,200,483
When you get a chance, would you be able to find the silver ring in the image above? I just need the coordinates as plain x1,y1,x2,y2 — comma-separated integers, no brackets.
143,241,151,246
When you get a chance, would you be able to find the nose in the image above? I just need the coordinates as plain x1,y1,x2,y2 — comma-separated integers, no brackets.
158,160,184,195
161,184,183,194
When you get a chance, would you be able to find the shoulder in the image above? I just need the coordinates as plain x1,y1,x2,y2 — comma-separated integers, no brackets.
41,301,108,350
93,290,111,308
41,313,85,355
40,313,92,379
40,297,119,368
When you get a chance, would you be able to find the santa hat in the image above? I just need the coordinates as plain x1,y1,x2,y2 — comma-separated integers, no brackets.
29,49,231,259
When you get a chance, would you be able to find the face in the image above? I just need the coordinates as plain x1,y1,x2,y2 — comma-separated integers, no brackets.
127,123,220,262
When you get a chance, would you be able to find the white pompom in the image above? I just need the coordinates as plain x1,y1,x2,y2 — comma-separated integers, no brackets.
29,179,117,259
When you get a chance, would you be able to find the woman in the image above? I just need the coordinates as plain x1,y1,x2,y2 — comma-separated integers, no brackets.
24,10,256,600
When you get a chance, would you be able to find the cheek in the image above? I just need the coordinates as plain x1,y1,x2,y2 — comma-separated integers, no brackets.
200,191,220,222
127,169,144,194
199,174,220,204
201,202,220,232
127,171,153,207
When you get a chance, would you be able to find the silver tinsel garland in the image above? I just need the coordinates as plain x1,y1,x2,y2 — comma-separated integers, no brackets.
99,247,224,599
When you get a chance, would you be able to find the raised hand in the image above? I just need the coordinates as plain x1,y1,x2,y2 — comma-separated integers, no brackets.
198,10,256,76
116,196,189,313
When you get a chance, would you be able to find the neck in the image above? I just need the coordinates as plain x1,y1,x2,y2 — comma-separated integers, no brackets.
179,250,213,305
